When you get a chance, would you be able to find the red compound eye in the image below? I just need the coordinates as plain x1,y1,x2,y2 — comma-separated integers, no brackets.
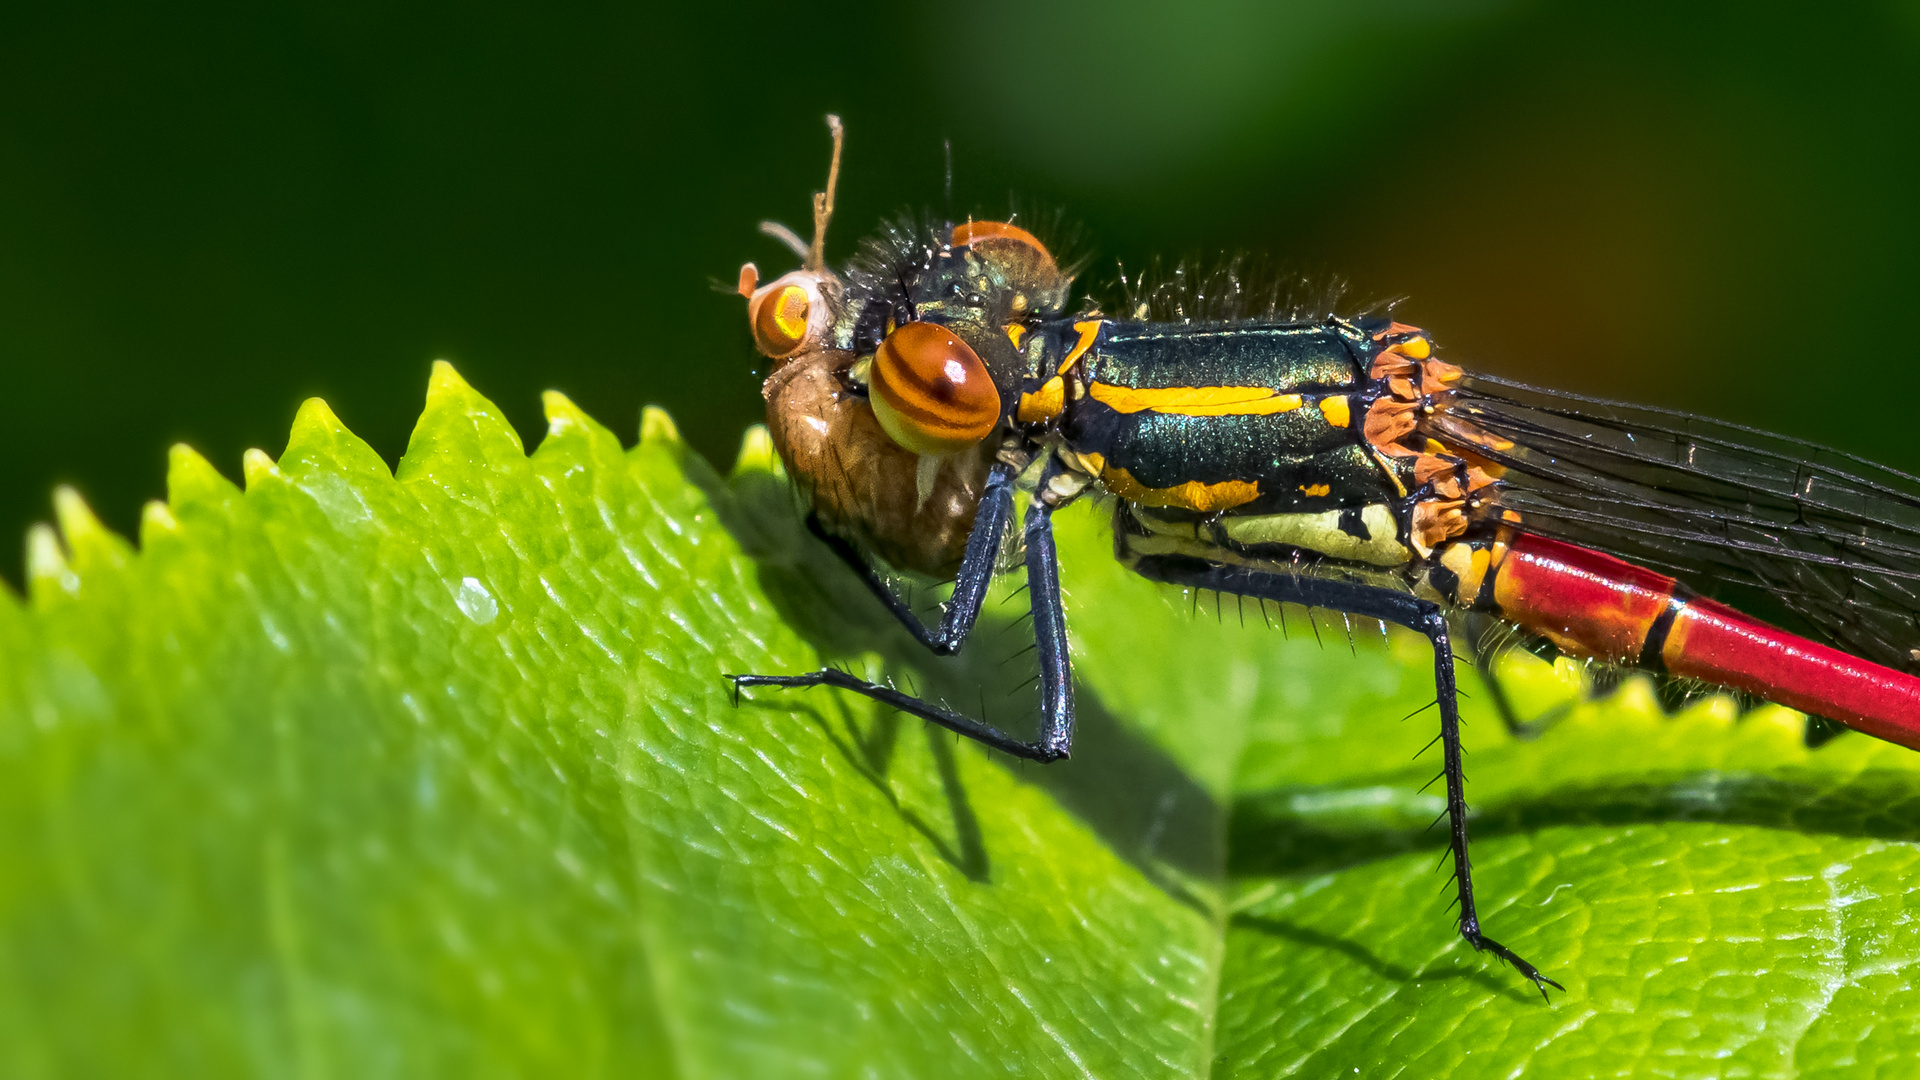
950,220,1068,317
868,321,1001,455
951,220,1055,267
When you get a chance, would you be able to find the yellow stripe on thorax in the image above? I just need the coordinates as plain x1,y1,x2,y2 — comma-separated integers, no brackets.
1088,383,1305,417
1096,459,1261,512
1017,377,1066,423
1060,320,1102,374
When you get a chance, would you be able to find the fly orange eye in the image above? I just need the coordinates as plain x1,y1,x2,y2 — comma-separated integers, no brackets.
745,268,832,360
755,285,810,353
951,220,1054,266
869,321,1002,456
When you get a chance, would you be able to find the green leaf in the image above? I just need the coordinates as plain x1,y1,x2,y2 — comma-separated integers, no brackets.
3,363,1918,1077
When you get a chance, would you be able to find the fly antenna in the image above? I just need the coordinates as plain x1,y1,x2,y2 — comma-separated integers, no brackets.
807,114,844,271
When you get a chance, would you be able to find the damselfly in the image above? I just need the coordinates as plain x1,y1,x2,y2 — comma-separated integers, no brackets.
729,118,1920,998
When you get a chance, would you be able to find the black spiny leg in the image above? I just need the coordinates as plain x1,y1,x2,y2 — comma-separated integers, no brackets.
731,457,1077,764
1130,555,1563,1000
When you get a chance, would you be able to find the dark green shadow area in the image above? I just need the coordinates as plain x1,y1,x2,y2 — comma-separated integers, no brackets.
1226,913,1516,999
1228,768,1920,880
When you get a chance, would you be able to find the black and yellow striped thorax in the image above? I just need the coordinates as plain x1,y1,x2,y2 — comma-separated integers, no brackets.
1059,319,1379,514
1012,317,1502,576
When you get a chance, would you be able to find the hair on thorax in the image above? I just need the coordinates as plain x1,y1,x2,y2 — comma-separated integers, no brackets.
1096,252,1397,327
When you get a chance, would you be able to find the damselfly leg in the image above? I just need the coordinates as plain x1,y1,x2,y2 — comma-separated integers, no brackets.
731,458,1076,764
1130,554,1563,1000
1461,614,1572,740
802,460,1019,656
1472,649,1558,740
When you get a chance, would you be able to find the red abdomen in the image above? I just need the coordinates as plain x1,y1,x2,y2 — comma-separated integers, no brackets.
1489,533,1920,750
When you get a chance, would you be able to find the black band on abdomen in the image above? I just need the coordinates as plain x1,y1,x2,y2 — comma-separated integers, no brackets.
1638,583,1694,671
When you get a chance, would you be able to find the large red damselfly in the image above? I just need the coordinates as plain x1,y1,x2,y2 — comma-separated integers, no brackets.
729,119,1920,998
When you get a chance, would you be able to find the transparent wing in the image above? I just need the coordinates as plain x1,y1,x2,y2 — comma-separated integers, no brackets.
1426,373,1920,675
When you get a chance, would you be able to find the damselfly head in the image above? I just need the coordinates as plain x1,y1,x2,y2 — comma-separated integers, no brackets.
850,221,1072,458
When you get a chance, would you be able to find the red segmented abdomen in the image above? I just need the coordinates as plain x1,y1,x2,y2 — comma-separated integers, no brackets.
1488,533,1920,750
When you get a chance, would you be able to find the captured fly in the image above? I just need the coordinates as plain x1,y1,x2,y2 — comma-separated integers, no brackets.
729,119,1920,998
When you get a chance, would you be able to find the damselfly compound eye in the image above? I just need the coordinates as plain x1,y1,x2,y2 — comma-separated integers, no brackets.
744,268,833,360
869,320,1001,455
950,220,1069,318
951,220,1054,265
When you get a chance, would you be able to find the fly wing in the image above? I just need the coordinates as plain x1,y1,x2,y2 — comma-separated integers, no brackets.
1428,373,1920,674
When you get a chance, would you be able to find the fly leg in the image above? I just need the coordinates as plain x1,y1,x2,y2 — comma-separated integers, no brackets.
731,457,1076,764
1130,554,1564,1000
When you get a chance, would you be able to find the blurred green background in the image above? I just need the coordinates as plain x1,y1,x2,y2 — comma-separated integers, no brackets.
5,0,1920,578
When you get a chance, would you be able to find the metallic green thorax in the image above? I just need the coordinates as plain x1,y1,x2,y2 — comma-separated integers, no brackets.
1028,319,1406,518
1083,322,1361,390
